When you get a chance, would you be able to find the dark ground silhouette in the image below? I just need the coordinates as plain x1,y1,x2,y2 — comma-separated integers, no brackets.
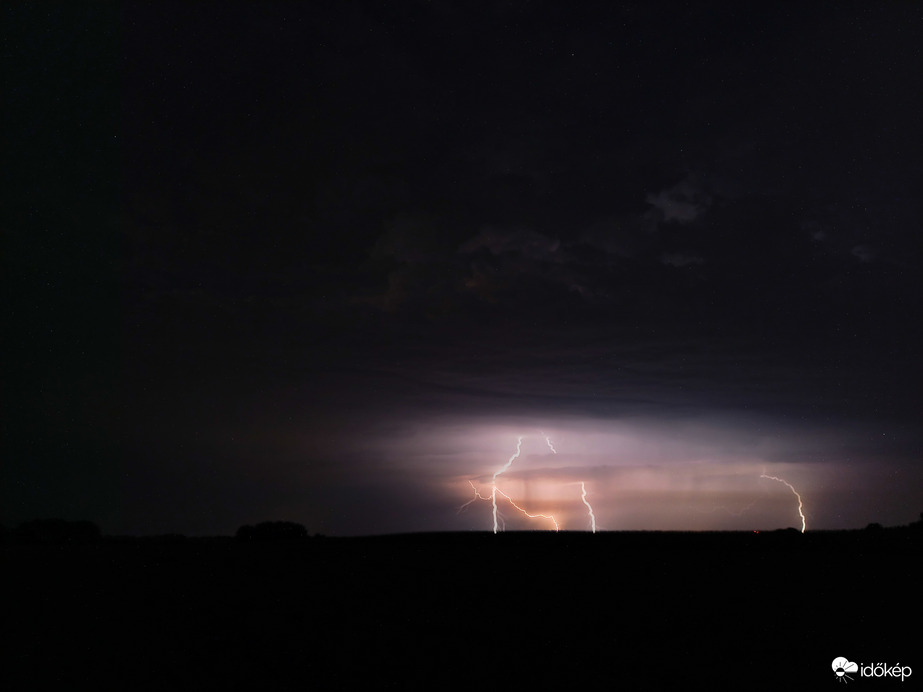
3,523,918,689
235,520,310,542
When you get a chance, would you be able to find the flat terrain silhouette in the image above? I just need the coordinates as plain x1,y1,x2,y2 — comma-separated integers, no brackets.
4,525,918,688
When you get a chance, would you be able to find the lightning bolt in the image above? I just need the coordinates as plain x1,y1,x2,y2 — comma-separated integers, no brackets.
760,474,806,533
579,481,597,533
542,432,557,455
495,486,560,531
460,480,560,531
546,434,597,532
548,433,597,531
458,480,491,513
491,436,524,534
461,434,599,533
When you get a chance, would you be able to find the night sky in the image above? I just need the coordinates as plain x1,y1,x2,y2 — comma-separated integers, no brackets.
5,2,921,536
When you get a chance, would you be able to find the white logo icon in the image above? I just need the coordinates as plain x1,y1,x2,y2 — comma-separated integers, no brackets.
833,657,858,683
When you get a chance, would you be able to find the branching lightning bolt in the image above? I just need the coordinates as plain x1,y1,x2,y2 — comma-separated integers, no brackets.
760,474,806,533
460,479,560,532
494,486,560,530
461,434,599,533
491,436,524,534
458,480,491,513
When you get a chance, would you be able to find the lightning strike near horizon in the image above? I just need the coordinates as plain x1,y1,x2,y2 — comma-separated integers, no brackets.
495,487,560,531
460,481,560,531
579,481,597,533
760,474,806,533
460,434,596,533
491,436,524,534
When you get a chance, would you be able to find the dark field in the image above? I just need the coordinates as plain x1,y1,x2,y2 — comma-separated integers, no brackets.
4,529,918,689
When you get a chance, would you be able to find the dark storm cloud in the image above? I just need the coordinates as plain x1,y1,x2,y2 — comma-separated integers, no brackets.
579,213,659,260
660,254,705,268
459,228,561,261
645,179,711,225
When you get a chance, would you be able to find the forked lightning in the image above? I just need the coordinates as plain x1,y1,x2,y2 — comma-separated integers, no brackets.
460,434,597,532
